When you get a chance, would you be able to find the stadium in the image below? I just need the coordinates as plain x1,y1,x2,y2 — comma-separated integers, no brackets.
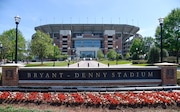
35,24,140,59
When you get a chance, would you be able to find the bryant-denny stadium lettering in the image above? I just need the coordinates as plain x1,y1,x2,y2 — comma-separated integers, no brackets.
19,69,161,80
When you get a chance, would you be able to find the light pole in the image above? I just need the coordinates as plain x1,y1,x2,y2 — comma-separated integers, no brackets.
53,43,55,66
14,15,21,64
176,24,180,64
0,43,2,64
158,18,164,63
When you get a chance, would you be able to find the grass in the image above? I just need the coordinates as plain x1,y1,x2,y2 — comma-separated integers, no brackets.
132,63,153,66
177,71,180,79
98,60,132,65
25,61,77,67
0,106,43,112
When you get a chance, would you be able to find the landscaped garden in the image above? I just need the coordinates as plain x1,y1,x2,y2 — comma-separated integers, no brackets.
0,91,180,111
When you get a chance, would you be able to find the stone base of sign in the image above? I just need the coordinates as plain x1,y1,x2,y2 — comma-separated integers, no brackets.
155,63,177,85
2,64,24,86
1,63,178,87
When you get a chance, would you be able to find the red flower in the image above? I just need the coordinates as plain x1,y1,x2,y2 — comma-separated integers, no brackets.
14,92,25,101
43,93,51,102
0,91,11,100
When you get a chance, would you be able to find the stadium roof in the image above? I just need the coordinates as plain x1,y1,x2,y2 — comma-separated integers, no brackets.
35,24,140,41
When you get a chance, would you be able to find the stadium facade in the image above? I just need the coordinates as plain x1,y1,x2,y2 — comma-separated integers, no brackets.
35,24,140,59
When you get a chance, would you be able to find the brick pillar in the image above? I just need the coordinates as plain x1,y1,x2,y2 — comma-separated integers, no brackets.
155,63,177,85
2,64,23,86
161,66,177,85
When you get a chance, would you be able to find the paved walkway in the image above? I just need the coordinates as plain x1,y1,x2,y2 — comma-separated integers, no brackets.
69,60,149,68
69,60,107,68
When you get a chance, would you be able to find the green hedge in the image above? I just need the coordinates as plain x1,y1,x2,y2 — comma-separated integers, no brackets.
132,60,147,64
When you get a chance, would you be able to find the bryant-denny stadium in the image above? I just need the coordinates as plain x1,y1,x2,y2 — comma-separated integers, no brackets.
35,24,140,59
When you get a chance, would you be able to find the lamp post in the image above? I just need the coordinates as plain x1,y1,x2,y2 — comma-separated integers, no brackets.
176,24,180,64
0,43,2,64
14,15,21,64
53,43,55,66
158,18,164,63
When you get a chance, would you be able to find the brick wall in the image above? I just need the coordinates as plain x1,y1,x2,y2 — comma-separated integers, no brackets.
1,64,178,87
2,66,19,86
161,66,177,85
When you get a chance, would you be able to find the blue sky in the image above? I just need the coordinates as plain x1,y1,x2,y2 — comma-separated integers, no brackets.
0,0,179,41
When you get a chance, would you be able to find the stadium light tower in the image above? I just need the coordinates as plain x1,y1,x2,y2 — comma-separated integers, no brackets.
14,15,21,64
158,18,163,63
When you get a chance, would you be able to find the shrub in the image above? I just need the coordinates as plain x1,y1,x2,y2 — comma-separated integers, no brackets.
147,46,160,64
132,60,147,64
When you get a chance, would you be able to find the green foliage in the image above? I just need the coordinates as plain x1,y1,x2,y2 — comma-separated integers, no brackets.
107,49,116,60
125,52,130,60
143,36,155,53
177,71,180,79
31,30,53,64
164,56,176,63
0,29,26,62
132,60,147,64
163,49,169,57
177,71,180,85
132,52,139,60
130,37,145,58
48,45,61,60
59,54,68,61
155,8,180,57
0,106,41,112
97,49,104,60
117,53,122,60
147,46,160,63
25,40,34,62
98,59,131,65
25,61,71,67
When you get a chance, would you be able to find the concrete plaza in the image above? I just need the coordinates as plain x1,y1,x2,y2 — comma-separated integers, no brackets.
69,60,136,68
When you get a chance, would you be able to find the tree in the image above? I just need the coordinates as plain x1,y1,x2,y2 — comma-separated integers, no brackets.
54,46,61,60
107,49,116,60
163,49,169,58
25,40,34,63
143,36,155,53
155,8,180,60
0,29,26,62
147,46,160,63
117,54,122,60
126,52,130,60
48,45,61,60
31,30,53,64
130,37,145,59
97,49,104,60
132,52,139,60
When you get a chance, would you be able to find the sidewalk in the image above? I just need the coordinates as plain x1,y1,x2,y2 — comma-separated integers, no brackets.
69,60,107,68
68,60,143,68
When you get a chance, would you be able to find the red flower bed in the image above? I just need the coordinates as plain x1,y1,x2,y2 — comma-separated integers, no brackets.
0,91,180,109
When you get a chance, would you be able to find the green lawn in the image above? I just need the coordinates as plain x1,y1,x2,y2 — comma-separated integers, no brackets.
0,106,50,112
177,71,180,79
25,61,77,67
132,63,153,66
98,60,131,65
